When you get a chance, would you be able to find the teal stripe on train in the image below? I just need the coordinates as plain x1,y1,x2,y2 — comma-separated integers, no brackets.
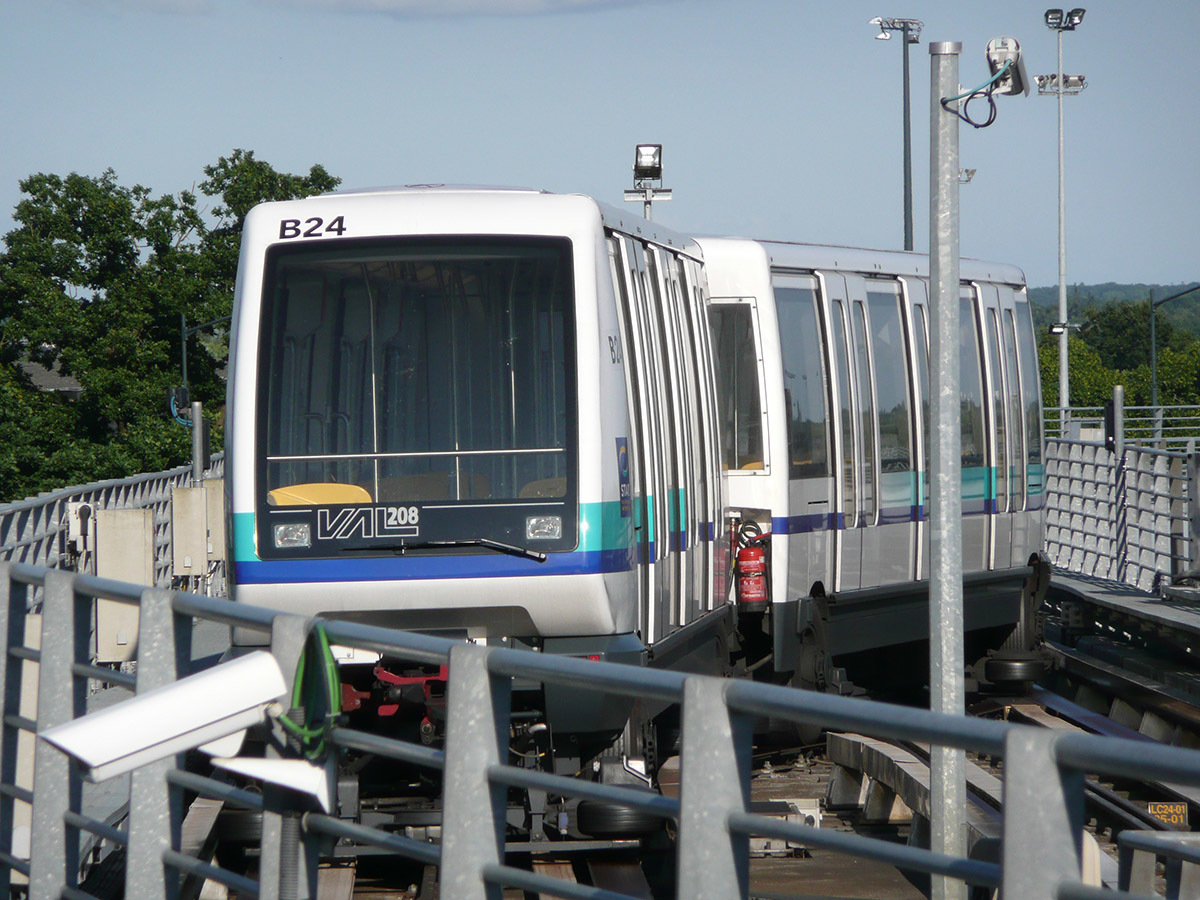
233,501,637,563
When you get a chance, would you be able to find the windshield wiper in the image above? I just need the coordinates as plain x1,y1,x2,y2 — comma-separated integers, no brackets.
340,537,547,563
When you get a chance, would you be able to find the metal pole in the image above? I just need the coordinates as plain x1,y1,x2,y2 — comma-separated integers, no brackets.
1150,289,1158,408
902,24,914,251
181,313,189,393
1150,285,1200,410
1056,28,1069,412
191,401,204,484
929,40,965,900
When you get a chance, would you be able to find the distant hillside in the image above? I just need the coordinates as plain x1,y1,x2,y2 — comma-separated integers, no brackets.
1028,283,1200,308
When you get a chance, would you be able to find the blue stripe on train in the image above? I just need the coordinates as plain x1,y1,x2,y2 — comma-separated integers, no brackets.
773,500,1001,535
236,547,635,585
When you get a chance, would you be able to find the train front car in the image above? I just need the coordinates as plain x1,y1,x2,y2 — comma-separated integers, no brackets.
225,187,647,753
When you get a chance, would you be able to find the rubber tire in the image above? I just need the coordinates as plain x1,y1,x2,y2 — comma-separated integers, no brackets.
576,792,662,838
984,655,1045,685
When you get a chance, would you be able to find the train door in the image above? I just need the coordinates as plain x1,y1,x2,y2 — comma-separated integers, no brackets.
656,248,708,625
772,273,835,595
677,256,723,616
901,278,930,582
980,283,1014,570
1013,294,1046,553
608,237,653,638
610,237,674,642
960,287,989,572
820,273,861,592
845,275,916,586
998,285,1027,566
644,247,690,630
845,294,877,585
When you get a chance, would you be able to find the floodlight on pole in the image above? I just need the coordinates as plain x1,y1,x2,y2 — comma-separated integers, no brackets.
624,143,672,221
870,16,924,251
1040,7,1087,413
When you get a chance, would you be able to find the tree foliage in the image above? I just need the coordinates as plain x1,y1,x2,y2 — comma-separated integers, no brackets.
1037,297,1200,409
0,152,339,502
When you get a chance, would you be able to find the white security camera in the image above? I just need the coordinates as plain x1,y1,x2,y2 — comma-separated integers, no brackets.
212,756,334,813
986,37,1031,96
40,651,287,782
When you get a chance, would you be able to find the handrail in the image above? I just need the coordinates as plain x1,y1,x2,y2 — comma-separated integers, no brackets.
5,561,1200,900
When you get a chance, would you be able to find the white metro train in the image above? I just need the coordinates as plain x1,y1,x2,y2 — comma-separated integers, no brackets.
225,186,1046,746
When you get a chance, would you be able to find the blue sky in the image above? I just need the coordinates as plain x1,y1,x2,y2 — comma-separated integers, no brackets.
2,0,1196,290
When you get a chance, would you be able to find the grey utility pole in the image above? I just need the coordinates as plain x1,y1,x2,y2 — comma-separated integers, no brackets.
1038,8,1087,412
870,17,924,251
1150,284,1200,407
929,40,965,900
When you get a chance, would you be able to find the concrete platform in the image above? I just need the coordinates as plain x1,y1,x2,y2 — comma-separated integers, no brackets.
1050,569,1200,641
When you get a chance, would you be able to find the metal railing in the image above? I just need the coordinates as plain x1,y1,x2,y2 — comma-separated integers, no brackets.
1046,405,1200,453
4,561,1200,900
1044,439,1196,594
0,455,224,591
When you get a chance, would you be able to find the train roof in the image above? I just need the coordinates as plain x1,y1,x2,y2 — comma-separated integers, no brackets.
293,186,1026,286
752,238,1028,287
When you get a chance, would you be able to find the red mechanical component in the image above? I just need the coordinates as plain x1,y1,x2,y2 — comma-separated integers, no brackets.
736,535,770,609
340,683,372,713
369,665,450,719
373,664,450,687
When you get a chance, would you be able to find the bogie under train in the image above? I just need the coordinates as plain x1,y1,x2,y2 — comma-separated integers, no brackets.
225,185,1045,831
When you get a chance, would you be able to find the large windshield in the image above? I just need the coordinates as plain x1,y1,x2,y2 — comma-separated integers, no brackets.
255,236,577,557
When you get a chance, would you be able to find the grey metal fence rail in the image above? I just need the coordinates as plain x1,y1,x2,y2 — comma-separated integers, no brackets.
0,455,224,590
1045,439,1196,593
3,561,1200,900
1046,405,1200,452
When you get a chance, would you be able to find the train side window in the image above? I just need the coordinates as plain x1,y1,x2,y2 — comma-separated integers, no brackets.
866,289,913,475
986,309,1008,513
709,301,765,471
913,303,930,509
851,301,877,523
1003,308,1025,508
960,293,986,472
830,298,856,514
774,281,830,480
1014,299,1043,469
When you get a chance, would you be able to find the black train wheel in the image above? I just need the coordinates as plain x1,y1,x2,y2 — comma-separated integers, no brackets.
576,791,663,838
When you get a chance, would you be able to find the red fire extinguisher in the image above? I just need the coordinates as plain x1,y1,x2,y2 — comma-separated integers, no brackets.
736,523,770,610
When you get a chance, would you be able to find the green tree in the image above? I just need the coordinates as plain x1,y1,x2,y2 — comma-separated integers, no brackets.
0,152,340,502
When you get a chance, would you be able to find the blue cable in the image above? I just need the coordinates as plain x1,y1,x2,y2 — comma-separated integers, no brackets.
170,395,193,428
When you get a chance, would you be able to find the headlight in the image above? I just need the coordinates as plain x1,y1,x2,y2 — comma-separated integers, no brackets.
274,522,311,549
526,515,562,541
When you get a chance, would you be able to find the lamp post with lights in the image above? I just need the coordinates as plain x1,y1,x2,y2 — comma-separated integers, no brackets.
1039,7,1087,412
1150,285,1200,408
623,144,672,221
869,17,923,251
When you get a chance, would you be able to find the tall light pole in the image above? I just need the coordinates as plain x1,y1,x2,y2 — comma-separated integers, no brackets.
870,17,924,251
1039,7,1087,413
1150,284,1200,407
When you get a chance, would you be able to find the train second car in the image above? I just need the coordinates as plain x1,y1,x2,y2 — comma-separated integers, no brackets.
225,185,1045,773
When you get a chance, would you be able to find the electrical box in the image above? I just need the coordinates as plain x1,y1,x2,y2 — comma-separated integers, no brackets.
95,508,154,663
65,502,95,555
204,478,226,563
172,487,208,577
